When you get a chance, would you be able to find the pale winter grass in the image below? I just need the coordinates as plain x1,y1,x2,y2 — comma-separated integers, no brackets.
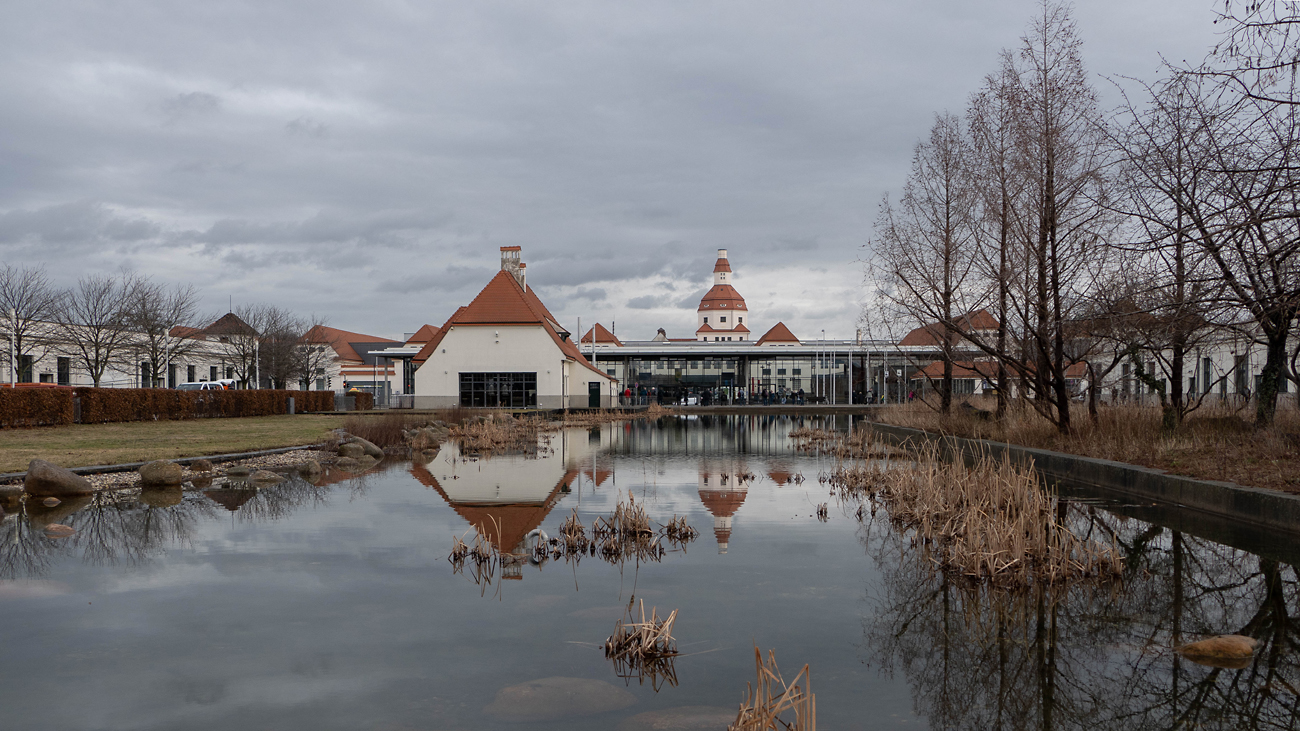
604,599,680,689
825,434,1123,587
874,398,1300,492
729,648,815,731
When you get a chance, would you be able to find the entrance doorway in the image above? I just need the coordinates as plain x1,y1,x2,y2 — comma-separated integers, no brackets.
588,382,601,408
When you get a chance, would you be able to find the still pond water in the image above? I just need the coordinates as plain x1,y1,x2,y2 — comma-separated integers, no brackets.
1,415,1298,730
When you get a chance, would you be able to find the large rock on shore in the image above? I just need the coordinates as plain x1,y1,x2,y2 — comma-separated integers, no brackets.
338,442,365,459
347,436,384,459
483,677,635,722
139,460,184,487
24,460,93,497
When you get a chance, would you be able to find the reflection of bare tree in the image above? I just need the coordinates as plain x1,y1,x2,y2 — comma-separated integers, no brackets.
0,472,353,580
865,502,1300,729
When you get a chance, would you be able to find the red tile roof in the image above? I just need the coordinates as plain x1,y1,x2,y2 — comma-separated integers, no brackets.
732,323,750,333
714,256,732,273
899,310,999,347
581,323,623,346
699,284,747,311
413,270,613,381
696,322,716,333
756,322,800,345
303,325,399,363
406,324,440,344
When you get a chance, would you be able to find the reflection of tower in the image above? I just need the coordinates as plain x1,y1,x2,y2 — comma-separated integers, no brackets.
698,465,748,554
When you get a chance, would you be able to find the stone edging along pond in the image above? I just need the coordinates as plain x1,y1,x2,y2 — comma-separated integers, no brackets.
864,422,1300,537
0,443,328,484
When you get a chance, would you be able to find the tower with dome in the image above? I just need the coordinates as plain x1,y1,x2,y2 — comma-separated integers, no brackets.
695,249,751,342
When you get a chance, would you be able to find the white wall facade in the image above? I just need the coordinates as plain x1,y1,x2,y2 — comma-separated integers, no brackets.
413,325,612,409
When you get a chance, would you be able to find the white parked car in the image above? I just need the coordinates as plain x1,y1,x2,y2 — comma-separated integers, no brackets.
177,382,227,391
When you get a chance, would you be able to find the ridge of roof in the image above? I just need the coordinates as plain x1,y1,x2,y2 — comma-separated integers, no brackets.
304,325,400,362
406,324,440,344
581,322,623,346
756,321,799,345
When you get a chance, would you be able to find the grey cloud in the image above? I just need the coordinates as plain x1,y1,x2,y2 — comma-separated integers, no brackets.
162,92,220,119
286,117,328,138
571,287,606,301
0,201,161,246
626,295,664,310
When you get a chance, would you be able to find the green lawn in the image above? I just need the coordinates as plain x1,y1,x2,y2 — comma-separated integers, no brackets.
0,415,341,473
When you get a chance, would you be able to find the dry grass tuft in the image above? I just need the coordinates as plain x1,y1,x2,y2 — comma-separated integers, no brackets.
790,426,898,460
829,439,1123,586
450,413,551,455
874,399,1300,493
729,648,815,731
604,599,680,689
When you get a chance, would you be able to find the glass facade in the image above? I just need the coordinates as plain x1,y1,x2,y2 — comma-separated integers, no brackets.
459,372,538,408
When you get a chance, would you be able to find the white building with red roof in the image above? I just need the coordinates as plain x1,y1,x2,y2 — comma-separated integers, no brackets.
411,247,615,409
696,249,750,341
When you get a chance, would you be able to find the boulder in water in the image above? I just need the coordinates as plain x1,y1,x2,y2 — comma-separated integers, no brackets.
483,676,635,722
191,459,214,472
347,436,384,458
139,460,184,487
1178,635,1258,668
43,523,75,538
337,442,365,459
225,466,253,477
24,460,93,497
250,470,285,483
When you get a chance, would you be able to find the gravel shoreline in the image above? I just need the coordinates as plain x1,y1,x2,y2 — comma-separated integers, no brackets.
2,449,336,491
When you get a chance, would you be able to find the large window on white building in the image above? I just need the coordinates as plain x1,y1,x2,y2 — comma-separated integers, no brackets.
459,372,538,408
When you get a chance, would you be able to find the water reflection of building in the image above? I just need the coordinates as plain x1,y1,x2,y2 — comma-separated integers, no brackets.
698,464,748,554
410,439,581,568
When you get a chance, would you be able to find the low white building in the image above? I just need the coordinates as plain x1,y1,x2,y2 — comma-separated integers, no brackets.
411,247,616,409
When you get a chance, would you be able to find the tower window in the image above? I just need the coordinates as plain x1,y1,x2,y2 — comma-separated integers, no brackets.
720,317,727,323
738,317,743,323
703,317,709,324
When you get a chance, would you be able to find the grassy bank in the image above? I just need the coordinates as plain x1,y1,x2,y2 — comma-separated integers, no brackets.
0,415,341,472
873,400,1300,494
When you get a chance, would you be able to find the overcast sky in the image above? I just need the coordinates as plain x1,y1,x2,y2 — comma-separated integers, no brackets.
0,1,1220,340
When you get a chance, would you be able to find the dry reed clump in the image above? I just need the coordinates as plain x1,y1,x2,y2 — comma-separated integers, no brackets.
833,445,1124,586
560,403,679,427
604,599,680,689
729,648,815,731
450,413,552,455
790,426,897,460
874,399,1300,492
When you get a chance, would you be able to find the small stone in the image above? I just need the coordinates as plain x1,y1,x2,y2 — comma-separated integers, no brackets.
297,459,322,477
42,497,60,507
1178,634,1258,667
483,677,635,722
617,706,735,731
337,442,365,459
250,470,285,483
43,523,75,538
24,459,93,497
191,459,214,472
139,460,184,487
225,466,253,477
188,475,214,490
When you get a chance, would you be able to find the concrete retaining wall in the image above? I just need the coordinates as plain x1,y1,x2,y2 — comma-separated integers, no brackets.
865,422,1300,538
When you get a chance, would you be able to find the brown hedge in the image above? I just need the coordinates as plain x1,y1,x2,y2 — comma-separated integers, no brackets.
73,388,340,424
0,388,75,428
354,392,374,411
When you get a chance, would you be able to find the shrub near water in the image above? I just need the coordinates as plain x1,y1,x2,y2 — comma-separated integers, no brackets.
0,389,74,428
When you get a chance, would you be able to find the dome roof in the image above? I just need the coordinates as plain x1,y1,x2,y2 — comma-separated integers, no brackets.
699,284,747,311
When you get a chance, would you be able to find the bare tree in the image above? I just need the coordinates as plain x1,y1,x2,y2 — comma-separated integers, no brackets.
968,54,1030,418
121,276,202,388
55,273,134,387
297,318,336,390
0,264,61,383
1207,0,1300,107
870,113,981,414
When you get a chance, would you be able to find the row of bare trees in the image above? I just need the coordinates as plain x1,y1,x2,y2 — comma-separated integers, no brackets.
867,0,1300,431
0,264,331,389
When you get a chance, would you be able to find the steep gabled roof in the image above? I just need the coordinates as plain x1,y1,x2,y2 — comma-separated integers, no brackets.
900,310,999,347
202,312,257,337
756,322,799,345
699,284,747,311
581,323,623,346
169,325,203,339
696,322,716,333
410,461,577,554
303,325,400,363
732,323,750,333
412,271,613,380
406,324,440,344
